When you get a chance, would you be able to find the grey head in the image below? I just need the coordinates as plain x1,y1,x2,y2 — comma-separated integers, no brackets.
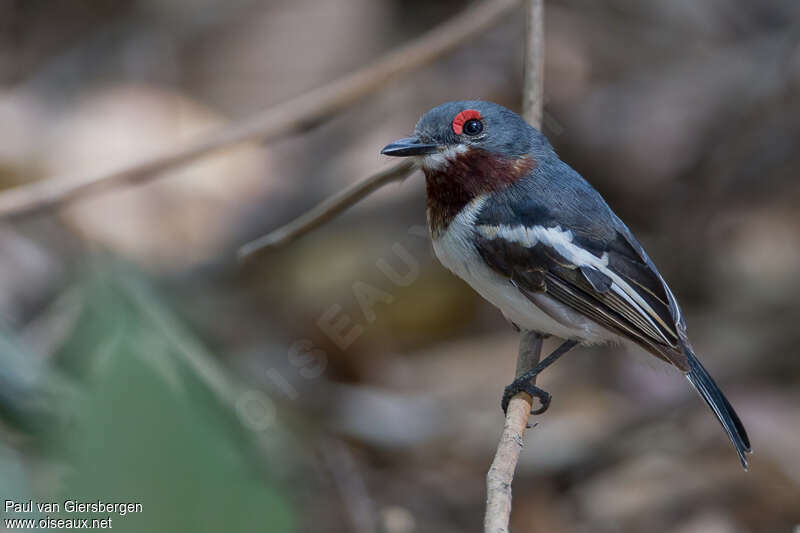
381,100,552,161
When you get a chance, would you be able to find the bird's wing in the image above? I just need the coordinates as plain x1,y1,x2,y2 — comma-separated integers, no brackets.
474,221,689,370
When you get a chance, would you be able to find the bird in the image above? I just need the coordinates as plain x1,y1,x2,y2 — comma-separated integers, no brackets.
380,100,751,469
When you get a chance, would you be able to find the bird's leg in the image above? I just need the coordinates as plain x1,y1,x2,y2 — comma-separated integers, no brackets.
501,339,578,415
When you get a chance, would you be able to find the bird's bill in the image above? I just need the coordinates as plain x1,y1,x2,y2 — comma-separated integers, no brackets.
380,137,439,157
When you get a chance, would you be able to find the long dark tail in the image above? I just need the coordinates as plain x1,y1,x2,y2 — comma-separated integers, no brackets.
684,347,751,469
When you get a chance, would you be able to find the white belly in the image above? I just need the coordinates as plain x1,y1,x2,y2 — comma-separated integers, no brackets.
431,197,616,343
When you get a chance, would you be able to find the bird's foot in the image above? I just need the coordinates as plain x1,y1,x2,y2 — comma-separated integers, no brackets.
501,377,551,415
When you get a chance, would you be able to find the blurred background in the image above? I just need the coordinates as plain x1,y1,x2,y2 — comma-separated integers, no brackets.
1,0,799,531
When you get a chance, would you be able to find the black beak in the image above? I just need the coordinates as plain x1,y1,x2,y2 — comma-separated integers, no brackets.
381,137,439,157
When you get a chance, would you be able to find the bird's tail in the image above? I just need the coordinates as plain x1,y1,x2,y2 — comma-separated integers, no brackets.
684,345,751,469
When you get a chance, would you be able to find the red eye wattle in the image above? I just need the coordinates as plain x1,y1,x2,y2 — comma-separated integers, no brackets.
452,109,482,135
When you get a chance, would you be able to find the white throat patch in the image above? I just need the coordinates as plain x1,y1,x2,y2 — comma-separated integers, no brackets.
420,144,468,171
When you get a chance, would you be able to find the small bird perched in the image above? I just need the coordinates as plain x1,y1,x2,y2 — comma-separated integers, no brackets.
381,100,751,469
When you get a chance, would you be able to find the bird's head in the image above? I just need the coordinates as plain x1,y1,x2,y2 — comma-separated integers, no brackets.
381,100,537,173
382,100,546,235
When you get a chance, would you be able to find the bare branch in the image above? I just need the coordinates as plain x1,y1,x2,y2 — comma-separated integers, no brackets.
485,1,545,531
238,160,417,259
0,0,519,220
485,332,543,533
522,0,545,127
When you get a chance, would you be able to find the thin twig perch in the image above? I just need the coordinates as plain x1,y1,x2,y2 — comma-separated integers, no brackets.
238,1,546,525
240,0,544,528
484,1,545,531
0,0,519,220
485,332,543,533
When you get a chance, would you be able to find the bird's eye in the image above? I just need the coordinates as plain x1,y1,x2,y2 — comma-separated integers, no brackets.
452,109,483,135
463,119,483,136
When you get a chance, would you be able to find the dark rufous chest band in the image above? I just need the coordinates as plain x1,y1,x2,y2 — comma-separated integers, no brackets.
424,149,536,236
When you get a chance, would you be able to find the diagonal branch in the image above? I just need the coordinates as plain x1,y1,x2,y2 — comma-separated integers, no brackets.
238,160,418,259
0,0,519,220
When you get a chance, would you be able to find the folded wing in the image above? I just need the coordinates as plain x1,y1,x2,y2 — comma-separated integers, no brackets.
474,222,689,370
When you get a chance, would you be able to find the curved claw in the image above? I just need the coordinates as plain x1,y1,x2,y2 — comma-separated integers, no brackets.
529,389,551,415
501,379,553,415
